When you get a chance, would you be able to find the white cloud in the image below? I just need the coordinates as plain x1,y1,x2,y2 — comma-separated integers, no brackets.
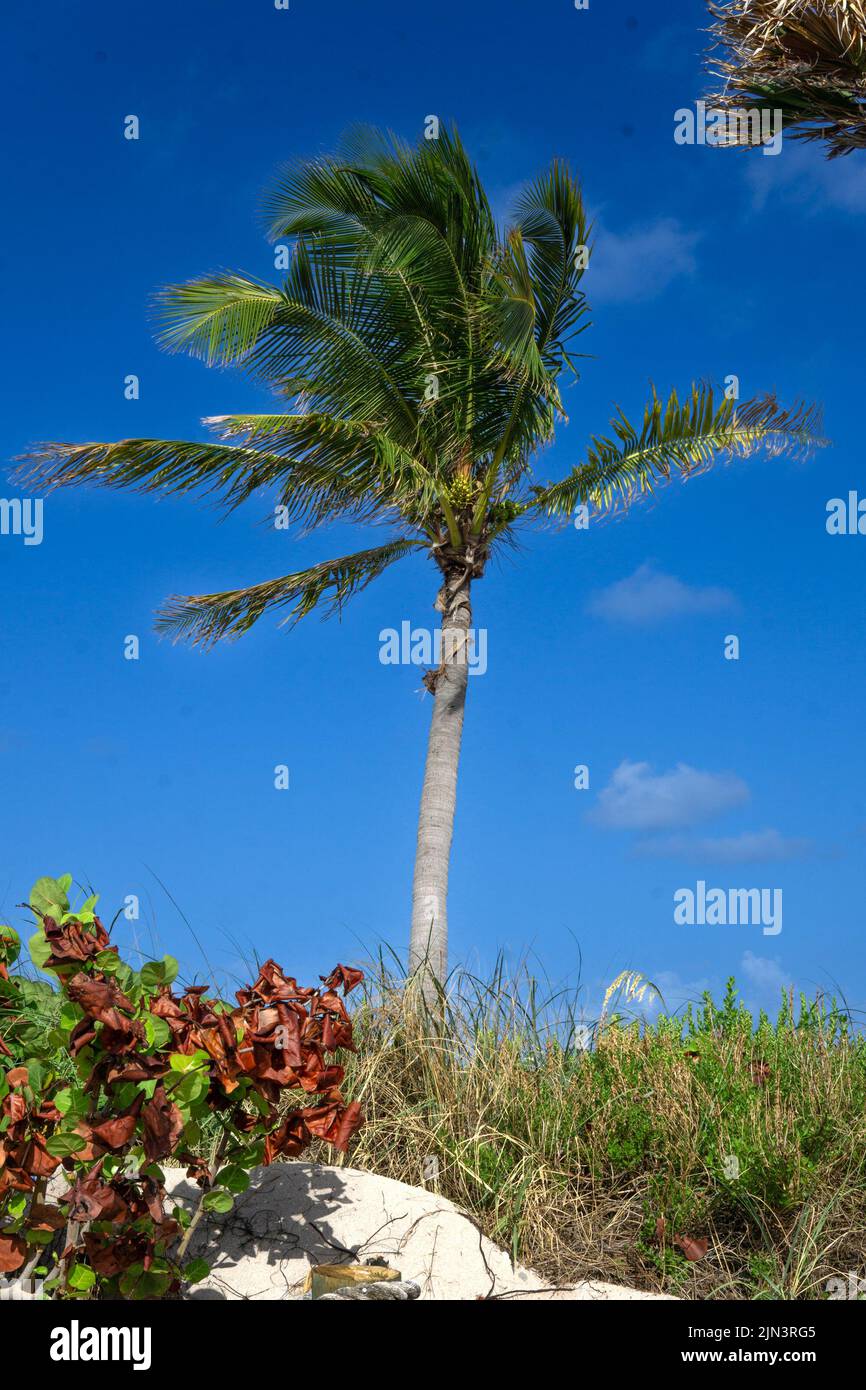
745,140,866,215
586,217,700,303
635,827,813,863
650,969,715,1012
590,759,750,831
586,563,736,624
740,951,792,993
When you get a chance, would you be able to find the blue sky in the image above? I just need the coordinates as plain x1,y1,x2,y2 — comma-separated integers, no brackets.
2,0,865,1022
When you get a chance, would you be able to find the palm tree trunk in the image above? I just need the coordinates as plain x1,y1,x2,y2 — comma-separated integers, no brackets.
409,570,473,988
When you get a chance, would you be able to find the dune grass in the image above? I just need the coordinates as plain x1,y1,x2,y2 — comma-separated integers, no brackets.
308,959,866,1299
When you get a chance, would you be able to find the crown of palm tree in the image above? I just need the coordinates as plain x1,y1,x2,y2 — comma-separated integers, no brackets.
705,0,866,157
16,124,824,644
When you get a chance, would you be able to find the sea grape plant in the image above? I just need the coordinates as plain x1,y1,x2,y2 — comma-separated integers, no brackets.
0,875,364,1299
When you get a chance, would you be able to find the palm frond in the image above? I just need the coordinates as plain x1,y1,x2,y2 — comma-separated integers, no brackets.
156,274,285,363
511,159,591,364
14,413,438,532
13,436,293,506
531,385,826,519
154,537,424,647
473,159,591,514
705,0,866,157
262,126,498,450
483,230,551,392
156,250,429,456
203,412,439,529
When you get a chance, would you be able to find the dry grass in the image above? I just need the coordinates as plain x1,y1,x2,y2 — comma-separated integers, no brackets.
307,958,866,1299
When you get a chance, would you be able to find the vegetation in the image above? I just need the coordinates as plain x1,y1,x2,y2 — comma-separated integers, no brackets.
4,886,864,1301
0,875,363,1299
705,0,866,157
315,958,866,1300
15,126,824,984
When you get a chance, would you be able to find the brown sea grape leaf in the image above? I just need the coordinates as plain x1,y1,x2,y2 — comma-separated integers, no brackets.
140,1176,170,1226
316,990,350,1020
185,1156,213,1188
17,1134,63,1178
273,1005,304,1066
83,1231,148,1279
0,1233,27,1272
98,1022,146,1053
42,915,114,967
321,964,364,994
674,1234,709,1262
264,1112,311,1163
104,1056,167,1085
250,1042,299,1087
237,960,316,1007
141,1083,184,1162
297,1099,364,1151
65,972,135,1028
69,1018,98,1055
321,1013,355,1052
2,1093,27,1124
87,1092,145,1151
231,1109,260,1134
149,990,201,1051
28,1203,66,1231
0,1136,35,1195
63,1166,129,1224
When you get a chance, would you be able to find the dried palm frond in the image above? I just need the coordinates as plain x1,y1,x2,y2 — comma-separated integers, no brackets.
705,0,866,157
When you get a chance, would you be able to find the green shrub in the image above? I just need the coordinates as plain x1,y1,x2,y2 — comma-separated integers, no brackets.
0,875,364,1299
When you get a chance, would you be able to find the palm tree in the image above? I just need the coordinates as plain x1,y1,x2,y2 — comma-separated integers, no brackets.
15,126,823,987
704,0,866,156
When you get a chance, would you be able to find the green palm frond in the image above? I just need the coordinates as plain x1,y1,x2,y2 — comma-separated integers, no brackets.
158,250,429,456
531,386,825,520
472,161,591,520
15,417,443,537
484,231,551,392
261,126,497,450
156,273,285,363
14,436,293,507
262,126,491,325
154,537,424,647
13,428,407,529
511,159,591,366
203,412,438,529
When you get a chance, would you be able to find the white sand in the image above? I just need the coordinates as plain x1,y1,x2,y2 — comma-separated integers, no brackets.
165,1162,674,1301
